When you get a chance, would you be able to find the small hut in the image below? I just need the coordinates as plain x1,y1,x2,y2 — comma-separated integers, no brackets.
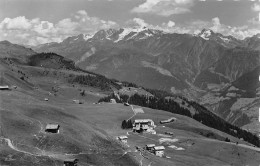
63,159,78,166
145,144,155,152
0,85,10,90
153,146,165,157
118,135,128,143
73,100,83,104
165,131,174,136
45,124,60,133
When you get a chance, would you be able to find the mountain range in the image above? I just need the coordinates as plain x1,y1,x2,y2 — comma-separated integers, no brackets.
5,27,260,132
0,32,260,165
32,28,260,91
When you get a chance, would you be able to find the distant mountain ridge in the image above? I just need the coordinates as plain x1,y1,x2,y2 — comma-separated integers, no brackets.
29,28,260,132
0,40,35,62
31,28,260,91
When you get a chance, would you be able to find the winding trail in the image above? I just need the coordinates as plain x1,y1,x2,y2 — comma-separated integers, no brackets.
1,137,42,156
139,151,143,166
127,105,136,121
1,136,135,163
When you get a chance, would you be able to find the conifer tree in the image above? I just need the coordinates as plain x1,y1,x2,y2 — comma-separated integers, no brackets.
121,120,127,129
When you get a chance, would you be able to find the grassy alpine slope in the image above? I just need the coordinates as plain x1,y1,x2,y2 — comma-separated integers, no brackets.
0,51,260,166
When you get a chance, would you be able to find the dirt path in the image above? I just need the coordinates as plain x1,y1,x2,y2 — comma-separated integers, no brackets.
0,137,42,156
127,105,136,121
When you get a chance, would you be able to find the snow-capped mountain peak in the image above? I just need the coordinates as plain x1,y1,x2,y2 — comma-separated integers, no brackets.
219,36,230,43
114,28,133,42
114,26,160,42
83,34,94,41
198,29,214,40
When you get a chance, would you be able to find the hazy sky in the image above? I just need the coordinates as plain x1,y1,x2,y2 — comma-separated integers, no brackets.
0,0,259,45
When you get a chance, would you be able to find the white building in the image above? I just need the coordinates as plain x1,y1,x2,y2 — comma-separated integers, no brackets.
153,146,165,157
0,85,10,90
132,119,155,133
45,124,60,133
146,128,156,134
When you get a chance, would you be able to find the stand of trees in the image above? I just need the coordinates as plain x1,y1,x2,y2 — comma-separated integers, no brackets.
121,81,139,88
225,137,231,142
121,120,133,129
69,75,121,91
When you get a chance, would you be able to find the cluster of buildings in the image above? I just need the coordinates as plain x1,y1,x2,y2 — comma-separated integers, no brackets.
117,135,165,157
132,119,156,134
117,118,167,157
44,100,170,162
145,144,165,157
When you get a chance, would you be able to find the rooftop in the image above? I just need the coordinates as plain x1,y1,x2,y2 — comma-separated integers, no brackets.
0,85,9,89
146,144,155,147
134,119,153,123
46,124,59,130
154,146,165,150
64,159,78,163
118,135,128,139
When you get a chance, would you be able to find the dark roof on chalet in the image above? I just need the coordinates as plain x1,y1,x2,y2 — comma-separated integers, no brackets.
64,159,78,163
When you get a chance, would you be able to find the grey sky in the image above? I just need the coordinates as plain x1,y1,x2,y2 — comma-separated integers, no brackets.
0,0,259,45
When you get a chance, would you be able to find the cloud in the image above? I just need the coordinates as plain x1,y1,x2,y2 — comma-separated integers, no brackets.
133,18,149,27
125,17,150,28
77,10,88,15
248,16,260,25
211,17,221,31
0,9,259,46
205,17,260,39
161,20,175,29
0,16,32,30
252,3,260,12
134,17,260,40
0,10,118,45
125,16,259,39
73,10,118,31
167,21,175,27
131,0,194,16
33,20,55,37
212,17,220,26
